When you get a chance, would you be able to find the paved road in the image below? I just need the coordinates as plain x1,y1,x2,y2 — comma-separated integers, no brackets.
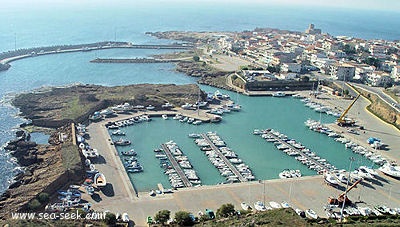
350,83,400,112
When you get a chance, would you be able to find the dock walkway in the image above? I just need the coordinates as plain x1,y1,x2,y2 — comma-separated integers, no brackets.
161,143,193,187
200,133,247,182
265,131,330,172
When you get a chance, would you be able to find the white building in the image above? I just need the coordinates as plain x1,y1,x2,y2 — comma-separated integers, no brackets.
392,65,400,82
330,63,355,81
281,63,302,73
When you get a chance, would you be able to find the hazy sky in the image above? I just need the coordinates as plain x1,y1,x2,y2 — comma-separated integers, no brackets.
4,0,400,12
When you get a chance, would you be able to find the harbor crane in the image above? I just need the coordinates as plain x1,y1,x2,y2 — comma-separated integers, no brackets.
328,178,363,205
337,94,361,127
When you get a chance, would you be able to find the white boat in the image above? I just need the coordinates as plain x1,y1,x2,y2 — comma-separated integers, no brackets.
356,168,373,180
162,114,168,120
254,201,267,211
358,166,379,177
121,213,129,222
336,173,349,184
305,209,318,219
269,201,281,209
272,91,286,97
379,164,400,179
295,208,306,218
241,202,252,211
149,190,156,196
94,172,107,187
324,173,339,186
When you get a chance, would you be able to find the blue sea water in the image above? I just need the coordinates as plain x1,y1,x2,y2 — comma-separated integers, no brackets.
0,1,399,193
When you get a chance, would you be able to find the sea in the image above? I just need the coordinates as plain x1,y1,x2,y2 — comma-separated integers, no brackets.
0,1,399,193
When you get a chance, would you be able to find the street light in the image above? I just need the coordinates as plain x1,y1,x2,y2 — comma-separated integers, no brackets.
340,157,355,222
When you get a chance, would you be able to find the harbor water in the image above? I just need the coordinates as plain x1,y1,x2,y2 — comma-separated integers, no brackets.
110,87,375,191
0,1,398,193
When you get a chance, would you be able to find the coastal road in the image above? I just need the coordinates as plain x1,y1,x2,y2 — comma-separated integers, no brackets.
350,83,400,112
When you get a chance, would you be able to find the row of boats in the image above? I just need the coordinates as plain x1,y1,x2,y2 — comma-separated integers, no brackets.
157,141,202,188
243,200,318,219
305,119,389,166
193,132,255,182
106,115,152,130
254,128,337,174
172,114,203,125
325,204,400,219
300,97,342,117
279,169,302,179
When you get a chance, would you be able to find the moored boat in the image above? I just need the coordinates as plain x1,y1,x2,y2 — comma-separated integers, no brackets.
94,172,107,187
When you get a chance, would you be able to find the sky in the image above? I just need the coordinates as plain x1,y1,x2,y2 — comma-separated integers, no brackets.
3,0,400,12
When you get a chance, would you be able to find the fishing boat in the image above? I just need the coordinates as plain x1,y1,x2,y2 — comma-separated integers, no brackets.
94,172,107,187
281,201,290,208
112,130,125,136
162,114,168,120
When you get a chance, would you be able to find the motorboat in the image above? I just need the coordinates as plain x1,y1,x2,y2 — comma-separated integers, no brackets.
94,172,107,187
356,168,373,180
272,91,286,97
295,208,306,218
305,209,318,219
269,201,281,209
188,133,201,138
358,166,379,177
121,149,137,156
241,202,252,211
254,201,267,211
162,114,168,120
336,173,349,184
149,190,156,196
379,164,400,179
324,173,339,186
112,130,125,136
113,139,131,146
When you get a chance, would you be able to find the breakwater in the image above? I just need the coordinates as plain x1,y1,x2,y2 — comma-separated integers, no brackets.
90,58,189,64
0,41,193,71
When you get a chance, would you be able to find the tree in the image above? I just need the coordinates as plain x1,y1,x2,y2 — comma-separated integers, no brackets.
193,56,200,62
155,209,171,225
37,192,49,203
362,57,381,68
175,211,194,226
28,199,41,211
343,89,350,96
104,213,117,226
216,203,235,218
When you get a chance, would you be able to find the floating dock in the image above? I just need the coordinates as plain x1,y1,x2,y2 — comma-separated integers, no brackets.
161,143,193,187
200,133,248,182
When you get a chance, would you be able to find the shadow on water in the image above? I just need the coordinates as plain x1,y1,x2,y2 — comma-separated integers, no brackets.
100,183,115,197
91,193,102,202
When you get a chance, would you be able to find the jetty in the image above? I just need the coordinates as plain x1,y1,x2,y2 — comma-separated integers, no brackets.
200,133,248,182
0,41,193,71
90,57,191,64
255,129,331,173
161,143,193,187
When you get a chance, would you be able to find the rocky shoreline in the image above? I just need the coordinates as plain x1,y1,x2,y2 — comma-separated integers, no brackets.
0,126,82,218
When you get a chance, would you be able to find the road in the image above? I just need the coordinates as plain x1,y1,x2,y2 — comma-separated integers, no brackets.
350,83,400,112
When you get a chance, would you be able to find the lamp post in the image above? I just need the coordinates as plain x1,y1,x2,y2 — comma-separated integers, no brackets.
340,157,355,222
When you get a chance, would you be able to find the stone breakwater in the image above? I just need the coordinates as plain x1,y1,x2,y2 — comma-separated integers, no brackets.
0,41,193,71
90,57,190,64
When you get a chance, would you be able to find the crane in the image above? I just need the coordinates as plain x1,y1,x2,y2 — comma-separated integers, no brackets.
337,94,360,127
328,178,363,205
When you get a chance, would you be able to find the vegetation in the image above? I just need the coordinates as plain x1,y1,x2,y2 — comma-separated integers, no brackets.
155,210,171,225
27,199,41,211
343,44,356,55
37,193,49,204
267,65,280,73
216,204,235,218
174,211,194,226
362,57,381,68
193,55,200,62
104,213,117,226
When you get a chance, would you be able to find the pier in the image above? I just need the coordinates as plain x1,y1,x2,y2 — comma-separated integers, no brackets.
200,133,248,182
258,130,330,173
161,143,193,187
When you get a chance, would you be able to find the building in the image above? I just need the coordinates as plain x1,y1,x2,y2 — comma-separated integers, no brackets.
367,71,392,87
330,63,355,81
305,24,321,35
391,65,400,81
281,63,302,73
